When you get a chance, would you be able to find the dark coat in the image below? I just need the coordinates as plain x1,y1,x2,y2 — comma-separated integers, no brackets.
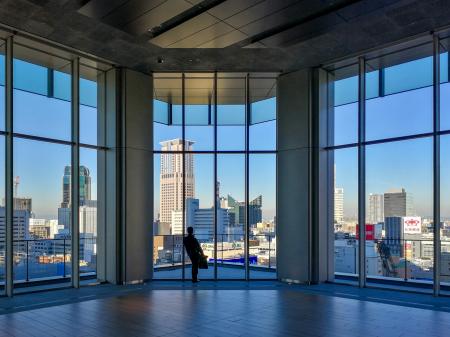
183,234,203,261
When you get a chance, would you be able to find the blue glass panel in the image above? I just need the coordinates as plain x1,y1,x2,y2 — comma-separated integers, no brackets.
172,105,182,125
251,97,275,124
334,76,358,106
154,100,168,124
53,71,71,101
185,104,209,125
384,56,432,95
365,70,379,99
13,59,47,95
80,78,97,107
80,105,97,145
0,54,4,86
217,105,245,125
441,52,448,84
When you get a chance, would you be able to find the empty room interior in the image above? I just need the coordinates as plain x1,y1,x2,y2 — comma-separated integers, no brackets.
1,0,450,336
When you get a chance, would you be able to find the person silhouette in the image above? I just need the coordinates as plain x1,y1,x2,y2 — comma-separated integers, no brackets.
183,226,204,283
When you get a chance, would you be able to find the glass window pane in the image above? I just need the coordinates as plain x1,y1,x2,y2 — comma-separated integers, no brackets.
13,139,71,289
217,154,245,279
333,148,358,281
153,77,182,151
153,153,182,279
440,40,450,131
332,65,358,146
185,77,214,151
0,43,4,132
440,135,450,288
217,77,245,151
184,154,214,280
250,78,276,151
383,56,433,95
53,70,71,101
365,138,433,286
80,66,101,146
13,44,71,141
0,136,4,294
79,148,97,276
249,154,276,279
365,44,433,141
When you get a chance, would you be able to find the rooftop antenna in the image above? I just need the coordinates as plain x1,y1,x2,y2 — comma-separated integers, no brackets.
14,176,19,198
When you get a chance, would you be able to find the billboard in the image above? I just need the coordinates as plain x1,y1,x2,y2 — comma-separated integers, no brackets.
403,217,421,234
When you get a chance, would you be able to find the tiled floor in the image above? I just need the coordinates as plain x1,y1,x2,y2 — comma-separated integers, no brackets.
0,282,450,337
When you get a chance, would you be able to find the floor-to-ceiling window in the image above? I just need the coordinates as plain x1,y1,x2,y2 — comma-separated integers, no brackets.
0,35,110,294
153,72,277,280
327,35,450,294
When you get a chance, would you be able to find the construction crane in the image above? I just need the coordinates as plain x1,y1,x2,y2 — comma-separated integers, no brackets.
14,176,19,198
376,240,398,277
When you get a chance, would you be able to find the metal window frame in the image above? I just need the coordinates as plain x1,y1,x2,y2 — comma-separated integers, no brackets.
327,34,446,296
1,36,107,296
155,72,277,281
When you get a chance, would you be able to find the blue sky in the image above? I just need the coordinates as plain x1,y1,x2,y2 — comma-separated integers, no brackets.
0,57,99,219
334,53,450,218
153,97,277,221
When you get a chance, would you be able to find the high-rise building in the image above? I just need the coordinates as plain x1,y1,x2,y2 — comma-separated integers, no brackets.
159,139,195,227
334,187,344,224
384,188,414,218
220,194,262,227
58,166,94,231
368,193,384,224
60,166,92,208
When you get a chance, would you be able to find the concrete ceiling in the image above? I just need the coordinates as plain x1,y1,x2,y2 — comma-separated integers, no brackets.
0,0,450,73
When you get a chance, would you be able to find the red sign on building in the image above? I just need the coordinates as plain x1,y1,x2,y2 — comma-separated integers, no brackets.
356,224,375,241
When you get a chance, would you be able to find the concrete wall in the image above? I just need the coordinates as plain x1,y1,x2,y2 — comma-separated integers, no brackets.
121,69,153,283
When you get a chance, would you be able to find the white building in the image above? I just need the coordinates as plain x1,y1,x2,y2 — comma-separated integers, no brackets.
171,198,229,241
160,139,195,226
30,218,59,238
334,187,344,224
368,193,384,224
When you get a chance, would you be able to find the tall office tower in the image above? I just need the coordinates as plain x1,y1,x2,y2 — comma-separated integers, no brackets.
384,188,415,218
159,139,195,227
59,166,93,230
368,194,384,224
334,187,344,224
60,166,92,208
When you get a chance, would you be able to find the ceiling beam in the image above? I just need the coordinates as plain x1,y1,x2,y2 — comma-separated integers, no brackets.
231,0,364,48
146,0,228,39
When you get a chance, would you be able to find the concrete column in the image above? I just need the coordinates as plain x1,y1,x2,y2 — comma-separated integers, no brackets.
97,68,153,284
277,68,331,284
120,68,153,283
97,68,119,283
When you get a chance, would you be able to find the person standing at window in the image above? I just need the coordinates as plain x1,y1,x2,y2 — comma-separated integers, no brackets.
183,226,204,283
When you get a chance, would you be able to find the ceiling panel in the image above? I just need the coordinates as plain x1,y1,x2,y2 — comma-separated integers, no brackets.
150,12,219,48
104,0,167,28
237,1,326,36
224,0,300,29
197,30,248,48
169,21,235,48
207,0,263,20
260,13,345,48
123,0,193,35
78,0,130,19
